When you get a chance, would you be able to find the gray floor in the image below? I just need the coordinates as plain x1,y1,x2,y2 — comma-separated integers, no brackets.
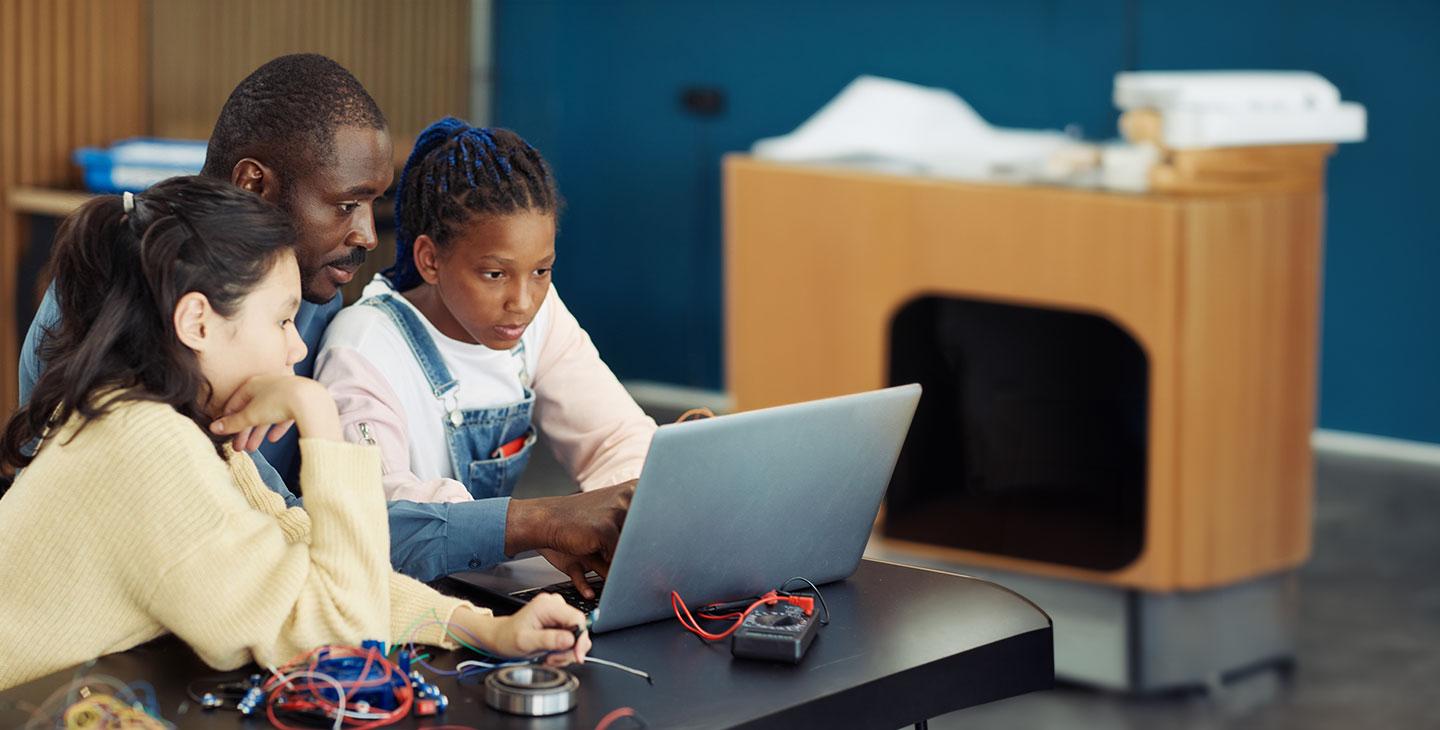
933,448,1440,730
515,415,1440,730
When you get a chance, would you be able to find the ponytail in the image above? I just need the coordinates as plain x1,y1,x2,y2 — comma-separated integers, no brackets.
1,176,294,479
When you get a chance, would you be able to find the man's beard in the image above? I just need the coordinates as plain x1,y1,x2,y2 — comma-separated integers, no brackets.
299,246,368,304
326,246,368,270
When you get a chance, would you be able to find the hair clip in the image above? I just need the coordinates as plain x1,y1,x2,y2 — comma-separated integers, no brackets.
122,191,135,213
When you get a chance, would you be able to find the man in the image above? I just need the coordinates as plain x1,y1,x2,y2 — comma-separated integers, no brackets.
19,54,631,588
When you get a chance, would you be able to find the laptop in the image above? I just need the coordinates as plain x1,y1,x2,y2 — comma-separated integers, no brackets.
437,383,922,633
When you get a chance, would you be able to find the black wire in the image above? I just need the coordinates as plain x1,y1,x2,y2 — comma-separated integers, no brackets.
778,577,831,625
185,671,254,708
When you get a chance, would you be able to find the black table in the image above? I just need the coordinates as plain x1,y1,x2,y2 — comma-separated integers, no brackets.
0,559,1052,729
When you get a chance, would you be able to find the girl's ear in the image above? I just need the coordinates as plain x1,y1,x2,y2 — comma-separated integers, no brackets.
413,234,443,285
174,292,215,352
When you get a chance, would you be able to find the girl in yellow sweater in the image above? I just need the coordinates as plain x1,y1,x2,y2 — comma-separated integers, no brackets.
0,176,589,691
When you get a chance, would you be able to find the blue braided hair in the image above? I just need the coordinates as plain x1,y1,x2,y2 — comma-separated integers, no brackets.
383,116,560,291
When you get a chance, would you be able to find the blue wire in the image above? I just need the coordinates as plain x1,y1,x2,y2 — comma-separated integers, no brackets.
125,680,160,714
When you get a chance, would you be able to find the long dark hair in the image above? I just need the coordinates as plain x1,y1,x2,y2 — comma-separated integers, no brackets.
1,176,295,477
382,117,562,291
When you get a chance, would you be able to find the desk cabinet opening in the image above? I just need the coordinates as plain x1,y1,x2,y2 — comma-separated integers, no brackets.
884,295,1149,571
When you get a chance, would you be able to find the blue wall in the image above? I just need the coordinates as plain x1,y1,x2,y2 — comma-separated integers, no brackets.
494,0,1440,444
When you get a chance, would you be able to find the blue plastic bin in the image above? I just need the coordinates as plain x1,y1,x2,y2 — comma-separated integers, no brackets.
72,138,207,193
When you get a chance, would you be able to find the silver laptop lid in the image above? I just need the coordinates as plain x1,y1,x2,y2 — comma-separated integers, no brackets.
590,384,921,633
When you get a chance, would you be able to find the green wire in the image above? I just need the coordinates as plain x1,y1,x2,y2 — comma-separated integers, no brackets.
391,613,429,657
394,608,516,663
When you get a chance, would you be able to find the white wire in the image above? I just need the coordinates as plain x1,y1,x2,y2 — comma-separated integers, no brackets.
455,659,502,674
583,656,653,683
456,655,652,685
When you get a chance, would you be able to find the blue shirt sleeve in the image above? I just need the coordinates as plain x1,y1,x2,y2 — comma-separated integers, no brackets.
249,449,303,509
19,283,61,404
250,447,509,581
386,498,512,581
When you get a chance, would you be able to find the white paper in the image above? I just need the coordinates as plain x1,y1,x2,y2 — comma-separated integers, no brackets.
752,75,1081,184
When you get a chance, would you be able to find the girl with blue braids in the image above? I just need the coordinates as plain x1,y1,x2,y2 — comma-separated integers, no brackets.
315,118,657,597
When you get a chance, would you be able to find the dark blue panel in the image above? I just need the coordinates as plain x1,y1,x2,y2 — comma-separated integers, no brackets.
496,0,1128,391
1137,0,1440,442
496,0,1440,443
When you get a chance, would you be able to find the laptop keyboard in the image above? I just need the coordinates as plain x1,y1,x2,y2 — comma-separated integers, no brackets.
511,576,605,614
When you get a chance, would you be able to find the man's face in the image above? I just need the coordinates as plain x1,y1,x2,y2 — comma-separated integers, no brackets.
283,125,394,303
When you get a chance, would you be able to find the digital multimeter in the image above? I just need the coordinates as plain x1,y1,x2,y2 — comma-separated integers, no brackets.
731,603,820,663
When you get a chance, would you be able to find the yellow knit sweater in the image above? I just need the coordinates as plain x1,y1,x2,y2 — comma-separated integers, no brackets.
0,396,481,690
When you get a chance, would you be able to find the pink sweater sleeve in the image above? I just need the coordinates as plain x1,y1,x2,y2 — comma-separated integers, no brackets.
313,347,473,504
532,293,657,490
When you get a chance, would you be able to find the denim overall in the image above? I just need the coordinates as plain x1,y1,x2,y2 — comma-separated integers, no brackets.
363,294,537,499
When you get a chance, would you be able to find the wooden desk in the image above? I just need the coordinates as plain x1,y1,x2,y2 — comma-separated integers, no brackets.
725,156,1321,592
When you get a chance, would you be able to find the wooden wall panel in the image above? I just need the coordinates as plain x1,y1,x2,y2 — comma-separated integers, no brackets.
2,1,471,419
0,0,149,417
149,0,471,157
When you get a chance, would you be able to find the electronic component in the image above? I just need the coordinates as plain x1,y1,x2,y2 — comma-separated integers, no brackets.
235,683,265,715
483,665,579,716
187,643,461,726
672,576,831,664
408,669,449,715
731,602,820,663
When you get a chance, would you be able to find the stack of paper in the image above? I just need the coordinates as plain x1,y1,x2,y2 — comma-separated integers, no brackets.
1112,71,1365,193
1114,71,1366,149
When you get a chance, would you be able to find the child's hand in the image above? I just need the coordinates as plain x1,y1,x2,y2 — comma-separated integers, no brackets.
484,593,591,666
210,375,341,447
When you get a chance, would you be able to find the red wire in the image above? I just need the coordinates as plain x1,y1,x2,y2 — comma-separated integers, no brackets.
595,706,639,730
697,611,744,620
262,645,413,730
299,647,405,727
347,648,379,701
671,591,774,641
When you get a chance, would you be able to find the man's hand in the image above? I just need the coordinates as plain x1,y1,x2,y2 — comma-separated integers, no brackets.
538,548,609,599
506,480,638,593
542,480,637,560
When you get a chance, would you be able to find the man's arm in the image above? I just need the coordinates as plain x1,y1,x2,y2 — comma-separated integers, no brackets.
248,447,509,581
19,283,60,403
254,440,628,583
387,498,512,581
249,448,302,509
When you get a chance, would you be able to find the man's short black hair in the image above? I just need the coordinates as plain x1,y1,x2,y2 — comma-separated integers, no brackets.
201,53,387,184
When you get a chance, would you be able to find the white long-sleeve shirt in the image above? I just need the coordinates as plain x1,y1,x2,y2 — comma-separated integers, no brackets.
315,278,657,504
